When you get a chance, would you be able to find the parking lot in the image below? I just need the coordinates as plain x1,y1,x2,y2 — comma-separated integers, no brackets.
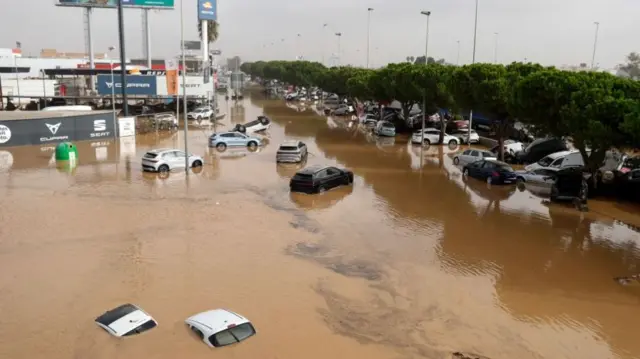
0,94,639,359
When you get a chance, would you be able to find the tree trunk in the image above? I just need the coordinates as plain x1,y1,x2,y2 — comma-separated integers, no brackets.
439,114,445,144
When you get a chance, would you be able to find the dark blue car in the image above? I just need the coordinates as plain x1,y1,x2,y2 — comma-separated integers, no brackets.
462,159,517,185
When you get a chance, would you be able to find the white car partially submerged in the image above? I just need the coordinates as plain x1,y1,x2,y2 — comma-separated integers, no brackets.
95,303,158,337
185,309,256,348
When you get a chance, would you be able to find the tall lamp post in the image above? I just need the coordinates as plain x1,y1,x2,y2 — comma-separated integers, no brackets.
296,33,301,60
180,0,188,171
493,32,499,63
591,21,600,69
366,8,374,68
467,0,479,147
322,24,328,65
116,0,129,116
456,40,461,65
420,10,431,147
108,46,117,140
335,32,342,65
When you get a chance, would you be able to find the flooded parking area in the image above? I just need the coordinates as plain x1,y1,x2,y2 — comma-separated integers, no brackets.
1,93,640,359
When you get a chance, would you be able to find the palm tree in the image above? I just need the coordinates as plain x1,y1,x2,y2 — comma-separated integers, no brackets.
197,20,219,44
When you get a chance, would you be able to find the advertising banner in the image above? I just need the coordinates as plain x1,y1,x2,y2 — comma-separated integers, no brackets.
97,74,157,96
183,41,201,50
164,58,179,96
197,0,217,21
74,114,117,142
57,0,174,8
156,76,208,97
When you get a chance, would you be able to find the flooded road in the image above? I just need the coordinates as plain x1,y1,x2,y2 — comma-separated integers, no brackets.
1,92,640,359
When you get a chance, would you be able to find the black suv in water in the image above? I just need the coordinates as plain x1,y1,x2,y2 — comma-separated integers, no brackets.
514,137,567,164
290,165,354,194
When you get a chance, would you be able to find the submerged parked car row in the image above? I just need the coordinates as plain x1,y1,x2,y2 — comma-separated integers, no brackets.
95,304,256,348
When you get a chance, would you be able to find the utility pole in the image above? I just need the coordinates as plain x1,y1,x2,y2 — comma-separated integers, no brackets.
591,22,600,69
366,8,373,68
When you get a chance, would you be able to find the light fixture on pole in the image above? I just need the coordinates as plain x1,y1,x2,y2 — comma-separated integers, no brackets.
108,46,117,140
591,21,600,69
335,32,342,65
467,0,479,147
493,32,499,64
419,10,431,148
366,8,373,68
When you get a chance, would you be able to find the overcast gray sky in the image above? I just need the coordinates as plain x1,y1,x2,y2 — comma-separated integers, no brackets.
1,0,638,69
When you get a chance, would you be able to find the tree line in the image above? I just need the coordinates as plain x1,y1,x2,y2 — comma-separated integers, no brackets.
240,60,640,171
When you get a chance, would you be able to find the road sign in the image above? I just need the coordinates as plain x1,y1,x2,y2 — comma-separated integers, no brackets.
56,0,174,9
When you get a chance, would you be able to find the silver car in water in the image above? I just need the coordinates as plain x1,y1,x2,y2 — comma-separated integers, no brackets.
276,140,308,163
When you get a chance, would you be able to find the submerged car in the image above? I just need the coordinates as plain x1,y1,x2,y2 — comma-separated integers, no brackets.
209,131,261,151
462,159,517,185
276,140,308,163
141,148,204,173
95,303,158,337
374,121,396,137
411,128,459,146
453,149,496,165
232,116,271,133
290,165,354,194
185,309,256,348
187,107,214,120
452,129,479,144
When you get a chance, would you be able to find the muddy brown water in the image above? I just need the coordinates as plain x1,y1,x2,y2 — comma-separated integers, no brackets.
1,93,640,359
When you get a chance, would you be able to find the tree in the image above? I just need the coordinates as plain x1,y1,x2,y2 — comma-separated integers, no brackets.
345,69,375,100
415,64,456,143
197,21,219,45
514,69,640,174
414,56,446,65
617,52,640,80
449,64,512,160
368,63,424,127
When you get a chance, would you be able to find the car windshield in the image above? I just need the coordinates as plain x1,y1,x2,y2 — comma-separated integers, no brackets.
209,323,256,347
382,122,394,128
537,156,555,167
122,320,157,337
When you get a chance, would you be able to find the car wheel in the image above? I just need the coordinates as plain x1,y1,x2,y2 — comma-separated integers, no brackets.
158,164,169,173
516,177,526,191
486,176,493,185
192,160,202,168
453,157,460,165
448,139,457,146
463,168,469,176
247,141,258,151
216,143,227,152
318,185,326,193
423,139,431,145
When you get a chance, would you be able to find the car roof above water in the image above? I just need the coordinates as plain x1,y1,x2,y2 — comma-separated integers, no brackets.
298,165,330,175
185,309,249,335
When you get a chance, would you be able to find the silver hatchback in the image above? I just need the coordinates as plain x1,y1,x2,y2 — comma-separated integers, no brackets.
276,140,308,163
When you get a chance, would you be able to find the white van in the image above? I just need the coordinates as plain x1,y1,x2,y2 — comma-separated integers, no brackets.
525,150,584,171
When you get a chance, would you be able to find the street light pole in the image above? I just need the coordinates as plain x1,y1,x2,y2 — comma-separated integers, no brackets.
493,32,499,64
109,46,117,141
296,33,301,60
180,0,189,171
468,0,479,147
420,10,431,147
322,24,328,65
335,32,342,66
116,0,129,116
591,21,600,69
456,40,460,65
366,8,373,68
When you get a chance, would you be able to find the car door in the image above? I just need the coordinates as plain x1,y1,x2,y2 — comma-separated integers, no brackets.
467,161,483,177
459,149,472,163
161,151,177,169
469,150,480,163
232,133,248,146
478,161,495,179
172,150,187,168
536,169,557,186
324,167,343,189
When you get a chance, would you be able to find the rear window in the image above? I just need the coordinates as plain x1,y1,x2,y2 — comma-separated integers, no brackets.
499,165,514,172
209,323,256,347
382,122,394,128
279,146,298,151
123,320,157,337
295,173,314,180
144,152,158,159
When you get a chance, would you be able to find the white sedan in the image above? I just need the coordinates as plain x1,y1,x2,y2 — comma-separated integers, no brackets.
453,149,496,165
452,129,480,144
95,303,158,337
185,309,257,348
412,128,460,146
187,107,214,120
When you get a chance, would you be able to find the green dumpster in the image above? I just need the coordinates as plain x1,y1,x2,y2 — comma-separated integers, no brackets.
55,142,78,161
